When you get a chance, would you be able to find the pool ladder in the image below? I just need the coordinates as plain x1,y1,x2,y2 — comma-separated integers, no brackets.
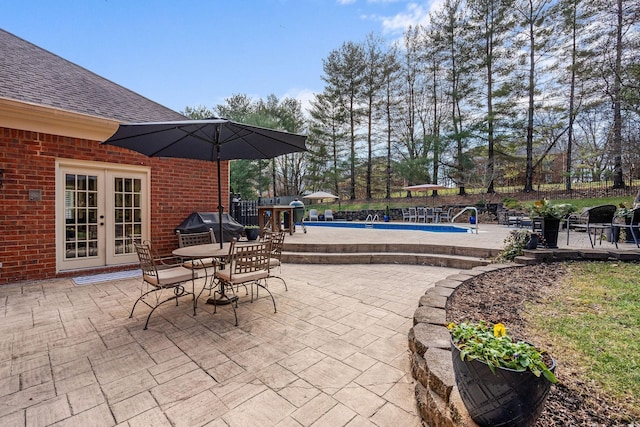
451,206,479,234
364,214,379,228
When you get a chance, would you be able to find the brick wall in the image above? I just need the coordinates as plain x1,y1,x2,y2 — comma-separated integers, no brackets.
0,127,228,285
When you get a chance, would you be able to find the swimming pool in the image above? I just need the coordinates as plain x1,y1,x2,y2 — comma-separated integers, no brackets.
304,221,471,233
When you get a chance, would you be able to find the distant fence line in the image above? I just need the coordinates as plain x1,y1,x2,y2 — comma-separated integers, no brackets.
228,182,639,225
469,182,639,203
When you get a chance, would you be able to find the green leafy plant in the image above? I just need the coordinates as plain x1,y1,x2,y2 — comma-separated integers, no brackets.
448,321,557,383
497,229,532,261
502,196,522,210
616,203,633,218
530,198,575,219
244,225,260,229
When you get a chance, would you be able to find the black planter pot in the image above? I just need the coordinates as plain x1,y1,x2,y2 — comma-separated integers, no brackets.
624,218,640,243
542,218,561,248
451,340,555,427
245,227,260,241
525,233,540,250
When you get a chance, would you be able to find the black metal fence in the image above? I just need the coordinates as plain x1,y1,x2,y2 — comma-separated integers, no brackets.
477,182,638,203
229,198,258,226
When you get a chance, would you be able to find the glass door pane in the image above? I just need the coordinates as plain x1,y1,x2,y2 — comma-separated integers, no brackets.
113,176,144,256
64,173,99,260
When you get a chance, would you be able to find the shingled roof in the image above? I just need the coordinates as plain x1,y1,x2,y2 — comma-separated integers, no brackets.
0,29,186,123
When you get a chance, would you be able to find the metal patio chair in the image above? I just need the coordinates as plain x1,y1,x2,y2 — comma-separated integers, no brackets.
132,241,196,330
176,228,222,301
214,238,275,325
263,230,287,291
612,206,640,249
567,204,616,248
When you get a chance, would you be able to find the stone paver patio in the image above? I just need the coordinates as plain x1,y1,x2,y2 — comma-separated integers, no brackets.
0,224,624,426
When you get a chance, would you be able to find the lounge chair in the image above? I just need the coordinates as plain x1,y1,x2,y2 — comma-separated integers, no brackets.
566,204,616,248
324,209,334,221
309,209,319,221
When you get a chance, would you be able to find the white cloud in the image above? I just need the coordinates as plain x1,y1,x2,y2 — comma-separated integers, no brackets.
380,2,432,34
283,88,318,117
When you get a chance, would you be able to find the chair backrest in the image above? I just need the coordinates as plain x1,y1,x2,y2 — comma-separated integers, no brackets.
309,209,318,218
134,241,159,283
228,239,270,278
176,228,216,248
586,204,617,224
263,230,285,261
325,209,333,218
630,207,640,225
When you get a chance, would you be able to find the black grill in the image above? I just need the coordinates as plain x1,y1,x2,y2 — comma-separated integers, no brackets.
175,212,244,243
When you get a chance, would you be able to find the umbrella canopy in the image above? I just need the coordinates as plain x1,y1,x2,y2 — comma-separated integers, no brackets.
302,191,339,202
102,119,307,248
402,183,446,192
403,183,447,205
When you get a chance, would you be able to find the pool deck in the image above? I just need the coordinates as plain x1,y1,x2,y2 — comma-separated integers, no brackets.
0,223,636,426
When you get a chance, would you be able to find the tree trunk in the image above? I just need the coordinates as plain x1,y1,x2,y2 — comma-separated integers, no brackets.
611,0,625,189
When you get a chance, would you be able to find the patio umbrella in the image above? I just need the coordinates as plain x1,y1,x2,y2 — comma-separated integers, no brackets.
403,183,447,204
302,191,339,203
102,118,307,248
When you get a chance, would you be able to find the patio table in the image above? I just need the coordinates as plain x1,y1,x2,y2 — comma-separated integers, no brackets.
173,243,236,306
258,205,294,235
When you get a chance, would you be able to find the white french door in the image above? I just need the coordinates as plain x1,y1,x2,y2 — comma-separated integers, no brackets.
56,160,150,272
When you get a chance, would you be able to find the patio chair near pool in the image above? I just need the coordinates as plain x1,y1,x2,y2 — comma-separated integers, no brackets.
408,207,417,222
439,207,453,222
324,209,334,221
309,209,319,221
425,207,435,223
132,241,197,330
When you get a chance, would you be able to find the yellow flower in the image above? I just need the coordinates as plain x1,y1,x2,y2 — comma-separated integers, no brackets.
494,323,507,338
447,322,455,330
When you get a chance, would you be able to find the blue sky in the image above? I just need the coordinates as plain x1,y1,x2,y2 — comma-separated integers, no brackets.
2,0,437,115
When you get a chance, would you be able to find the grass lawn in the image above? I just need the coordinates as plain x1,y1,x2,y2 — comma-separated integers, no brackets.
526,262,640,418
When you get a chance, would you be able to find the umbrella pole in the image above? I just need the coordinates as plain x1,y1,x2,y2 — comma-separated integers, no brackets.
215,126,224,249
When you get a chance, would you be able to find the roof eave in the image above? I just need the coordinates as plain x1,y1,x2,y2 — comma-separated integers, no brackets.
0,97,119,141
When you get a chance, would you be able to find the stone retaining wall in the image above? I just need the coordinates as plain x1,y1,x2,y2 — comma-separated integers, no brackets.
407,263,519,427
407,249,640,426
